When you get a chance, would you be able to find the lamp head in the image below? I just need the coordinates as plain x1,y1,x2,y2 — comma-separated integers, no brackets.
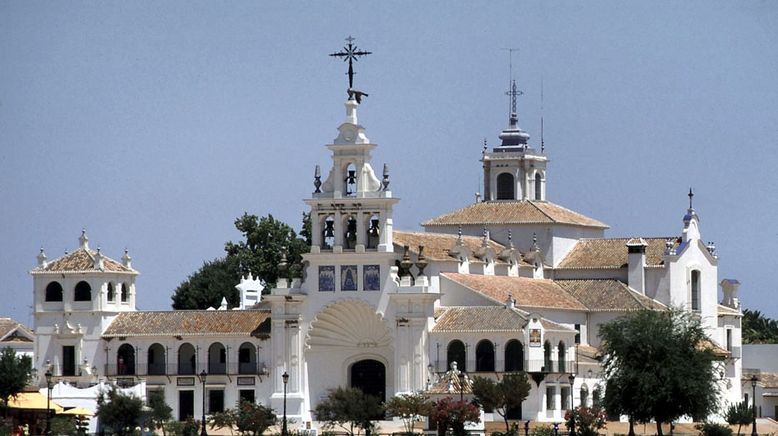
282,371,289,384
45,370,52,383
751,374,758,387
568,373,575,385
199,370,207,383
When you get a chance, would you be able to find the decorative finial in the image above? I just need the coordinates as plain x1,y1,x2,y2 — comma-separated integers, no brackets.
314,165,322,193
37,247,48,268
79,229,89,250
482,228,489,247
532,232,539,252
475,192,481,203
506,79,523,118
122,248,132,268
457,225,463,241
508,230,514,249
688,187,694,209
278,248,289,279
330,36,372,90
400,245,413,278
382,163,390,190
416,245,428,276
93,246,104,270
483,138,488,155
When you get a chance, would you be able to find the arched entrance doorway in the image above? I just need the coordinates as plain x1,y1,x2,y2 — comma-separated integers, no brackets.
350,359,386,404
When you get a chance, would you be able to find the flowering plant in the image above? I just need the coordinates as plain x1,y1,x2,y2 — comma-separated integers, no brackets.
564,406,607,436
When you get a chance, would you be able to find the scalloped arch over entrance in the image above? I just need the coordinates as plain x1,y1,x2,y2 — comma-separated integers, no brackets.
307,299,392,349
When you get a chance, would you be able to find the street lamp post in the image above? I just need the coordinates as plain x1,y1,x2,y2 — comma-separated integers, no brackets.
751,375,758,436
199,370,208,436
44,370,52,436
568,373,576,436
282,371,289,436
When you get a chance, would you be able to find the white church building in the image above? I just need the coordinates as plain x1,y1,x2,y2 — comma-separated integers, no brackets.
31,72,744,427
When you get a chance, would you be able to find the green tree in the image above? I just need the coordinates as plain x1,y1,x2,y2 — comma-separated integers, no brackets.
314,387,384,436
725,401,753,436
0,347,32,418
234,400,276,436
471,373,531,433
172,213,310,310
430,397,480,436
95,386,145,436
599,308,719,436
742,309,778,344
385,392,434,435
146,389,173,435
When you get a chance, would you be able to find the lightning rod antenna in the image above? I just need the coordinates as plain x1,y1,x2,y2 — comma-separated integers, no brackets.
541,76,545,153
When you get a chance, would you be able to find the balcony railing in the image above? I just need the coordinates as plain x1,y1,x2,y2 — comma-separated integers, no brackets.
431,359,578,374
104,362,266,377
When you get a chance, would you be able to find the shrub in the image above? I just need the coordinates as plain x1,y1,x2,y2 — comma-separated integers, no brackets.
565,406,607,436
531,425,555,436
697,423,734,436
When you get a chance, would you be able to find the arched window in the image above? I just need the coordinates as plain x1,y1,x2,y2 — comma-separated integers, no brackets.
117,344,135,376
178,343,196,375
148,343,165,375
558,341,566,373
543,341,552,372
344,216,357,249
447,340,467,372
45,282,63,302
535,173,542,201
504,339,524,372
691,270,701,311
208,342,226,374
496,173,515,200
107,283,115,302
120,283,129,302
366,214,380,249
238,342,256,374
344,163,357,196
74,281,91,301
476,340,495,372
322,215,335,249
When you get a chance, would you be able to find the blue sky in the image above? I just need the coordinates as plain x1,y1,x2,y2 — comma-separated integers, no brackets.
2,1,777,325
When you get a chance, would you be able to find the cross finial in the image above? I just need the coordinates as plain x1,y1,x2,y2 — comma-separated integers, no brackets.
330,36,372,90
506,80,523,115
688,188,694,209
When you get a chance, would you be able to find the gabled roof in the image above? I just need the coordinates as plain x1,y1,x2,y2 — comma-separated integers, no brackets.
422,200,608,229
557,237,679,269
556,279,666,312
0,318,34,343
442,272,588,311
432,306,527,333
103,310,271,337
393,231,528,265
33,248,134,274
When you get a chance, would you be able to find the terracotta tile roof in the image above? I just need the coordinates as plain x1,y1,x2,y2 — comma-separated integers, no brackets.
743,370,778,389
422,200,608,229
103,310,271,337
34,248,134,273
698,339,730,360
393,231,528,265
0,318,33,342
557,237,679,269
556,279,666,312
718,304,742,316
442,273,588,311
576,344,600,364
432,306,527,333
540,318,577,332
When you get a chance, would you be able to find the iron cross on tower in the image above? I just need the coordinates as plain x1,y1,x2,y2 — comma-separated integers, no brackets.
330,36,372,90
506,79,523,115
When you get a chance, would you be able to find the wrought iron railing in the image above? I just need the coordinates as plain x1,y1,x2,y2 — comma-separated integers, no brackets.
104,362,266,377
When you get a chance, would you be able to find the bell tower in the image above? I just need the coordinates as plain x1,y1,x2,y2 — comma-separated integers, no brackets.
482,79,548,202
307,94,398,253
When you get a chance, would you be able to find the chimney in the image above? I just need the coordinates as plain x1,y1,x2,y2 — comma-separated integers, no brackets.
720,279,741,309
626,238,648,294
